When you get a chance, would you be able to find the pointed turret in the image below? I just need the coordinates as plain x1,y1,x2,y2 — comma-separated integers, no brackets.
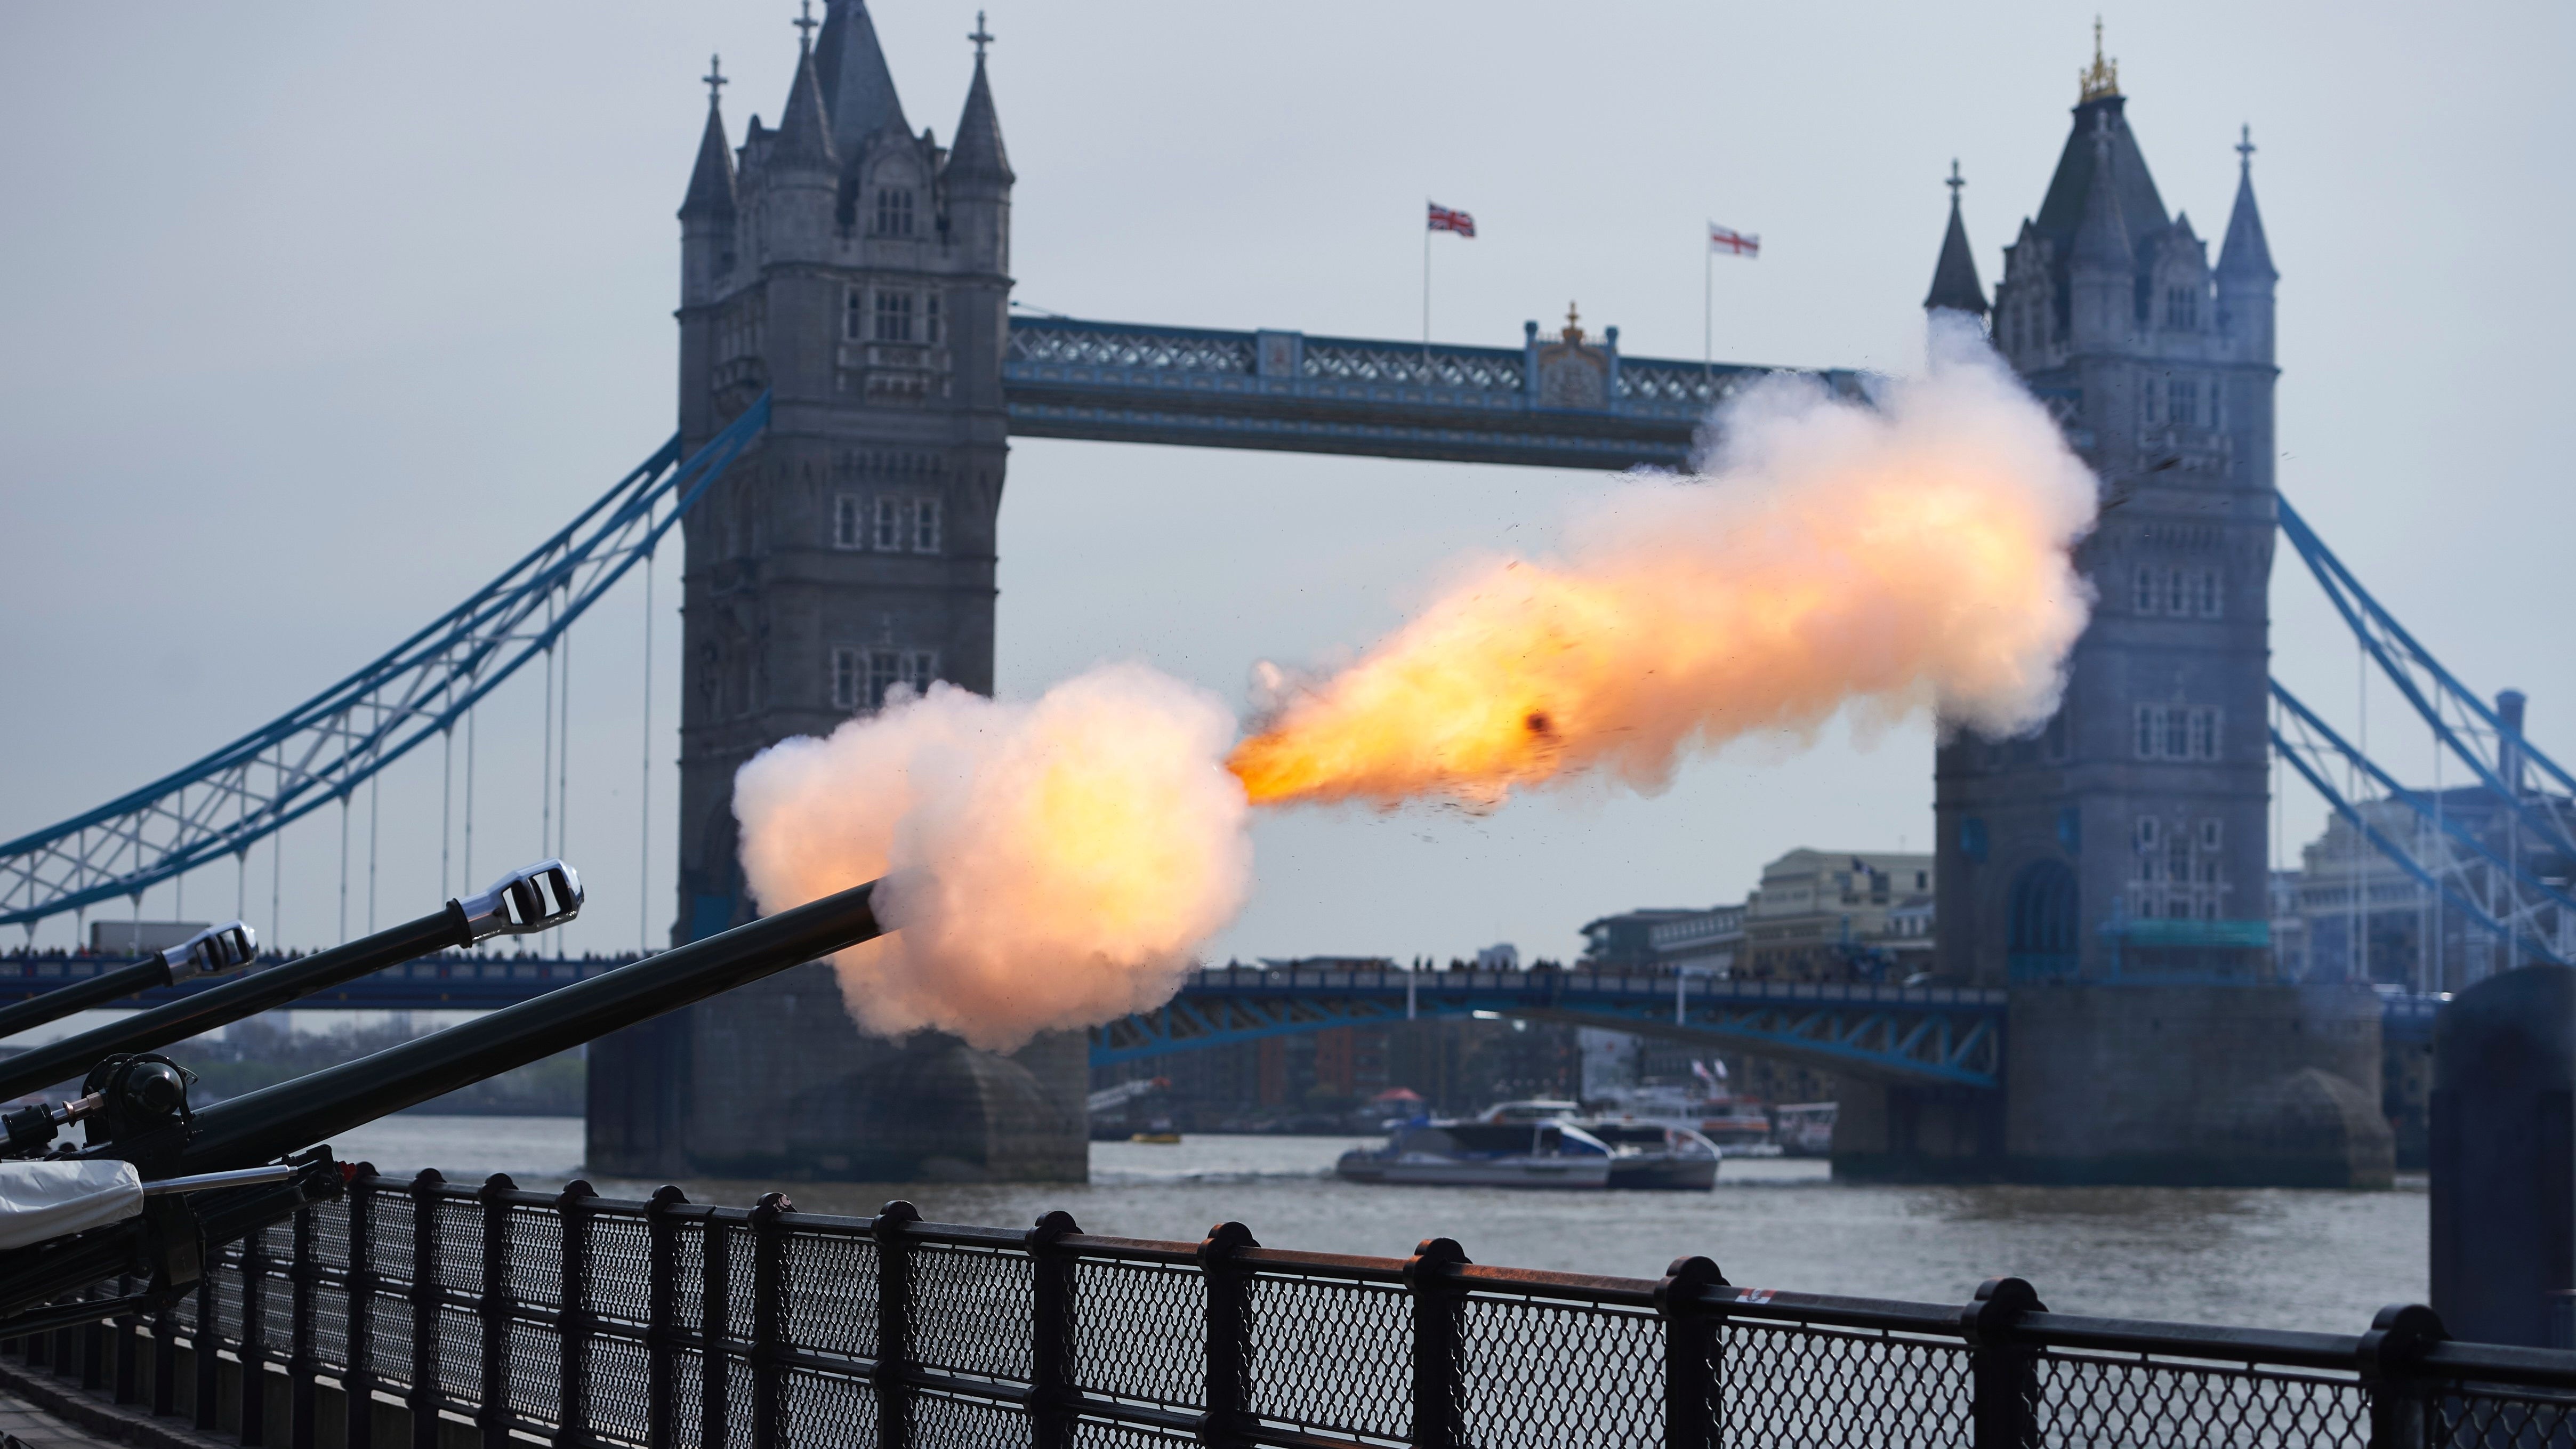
680,85,737,221
1923,162,1987,317
2218,128,2276,283
814,0,909,156
946,49,1013,186
770,38,841,175
943,15,1014,278
2216,125,2278,363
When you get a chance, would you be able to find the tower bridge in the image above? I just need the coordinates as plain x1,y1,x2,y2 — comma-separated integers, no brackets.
3,5,2564,1187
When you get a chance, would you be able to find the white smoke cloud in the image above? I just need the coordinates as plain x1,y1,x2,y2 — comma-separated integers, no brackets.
732,664,1252,1052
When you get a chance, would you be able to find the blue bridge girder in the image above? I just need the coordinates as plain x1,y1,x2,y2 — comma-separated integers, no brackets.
1,953,2448,1083
1001,316,1869,472
1090,966,2013,1090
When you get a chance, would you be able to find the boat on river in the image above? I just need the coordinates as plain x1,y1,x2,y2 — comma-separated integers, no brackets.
1334,1118,1614,1188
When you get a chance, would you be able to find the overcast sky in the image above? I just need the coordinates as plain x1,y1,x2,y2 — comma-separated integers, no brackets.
3,3,2569,963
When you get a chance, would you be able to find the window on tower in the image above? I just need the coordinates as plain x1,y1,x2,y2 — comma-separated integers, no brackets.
844,288,863,341
911,497,941,554
2134,704,2223,760
2165,285,2200,331
2196,568,2224,617
875,188,915,237
925,292,942,344
832,494,862,549
875,291,915,343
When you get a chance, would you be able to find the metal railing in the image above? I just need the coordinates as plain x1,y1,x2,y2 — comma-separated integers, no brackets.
9,1169,2575,1448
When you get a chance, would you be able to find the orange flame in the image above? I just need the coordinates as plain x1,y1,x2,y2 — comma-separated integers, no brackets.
1229,340,2097,810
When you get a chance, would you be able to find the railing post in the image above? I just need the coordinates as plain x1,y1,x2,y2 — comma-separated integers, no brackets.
289,1203,320,1449
477,1174,516,1449
111,1302,140,1404
699,1202,732,1449
408,1170,445,1449
1196,1221,1259,1449
240,1223,269,1446
193,1262,220,1431
151,1299,178,1418
112,1299,140,1405
644,1187,686,1449
1403,1237,1471,1449
873,1199,921,1449
2359,1303,2447,1449
748,1192,792,1449
344,1169,377,1449
1960,1277,2043,1449
556,1180,596,1447
1655,1255,1727,1449
1026,1210,1081,1449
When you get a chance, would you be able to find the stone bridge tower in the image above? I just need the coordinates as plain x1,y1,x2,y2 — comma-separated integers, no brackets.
1836,36,2391,1186
589,3,1086,1182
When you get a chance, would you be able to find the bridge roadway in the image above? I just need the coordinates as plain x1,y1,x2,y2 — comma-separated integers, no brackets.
1001,315,1870,472
0,953,2437,1089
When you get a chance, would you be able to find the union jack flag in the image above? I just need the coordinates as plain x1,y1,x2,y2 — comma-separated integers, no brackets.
1427,203,1476,237
1709,223,1760,257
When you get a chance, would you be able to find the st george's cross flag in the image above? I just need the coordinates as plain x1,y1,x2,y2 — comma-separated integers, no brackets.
1709,223,1760,257
1427,203,1477,238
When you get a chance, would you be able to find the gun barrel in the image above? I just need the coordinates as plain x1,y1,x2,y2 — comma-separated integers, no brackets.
0,862,578,1105
167,880,882,1176
0,922,258,1043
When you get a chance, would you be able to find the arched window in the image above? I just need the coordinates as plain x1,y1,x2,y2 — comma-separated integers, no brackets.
2008,859,2079,980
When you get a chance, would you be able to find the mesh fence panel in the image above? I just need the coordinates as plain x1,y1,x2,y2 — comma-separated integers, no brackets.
2433,1388,2576,1448
1461,1293,1663,1449
783,1365,879,1449
431,1197,482,1289
672,1219,709,1331
366,1285,415,1390
506,1319,561,1427
1718,1319,1974,1449
506,1204,562,1314
587,1214,654,1327
911,1244,1034,1383
257,1261,295,1355
2036,1352,2369,1448
1070,1258,1204,1409
1244,1271,1413,1442
434,1305,481,1402
585,1337,651,1447
784,1228,880,1362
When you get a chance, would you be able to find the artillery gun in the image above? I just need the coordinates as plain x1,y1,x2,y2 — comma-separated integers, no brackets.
0,920,260,1043
0,873,887,1339
0,860,582,1138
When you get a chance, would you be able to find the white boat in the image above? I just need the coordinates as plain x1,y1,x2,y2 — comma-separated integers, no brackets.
1335,1118,1614,1188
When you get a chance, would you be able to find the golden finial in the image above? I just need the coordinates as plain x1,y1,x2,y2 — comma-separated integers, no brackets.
1561,301,1584,344
2079,16,2120,103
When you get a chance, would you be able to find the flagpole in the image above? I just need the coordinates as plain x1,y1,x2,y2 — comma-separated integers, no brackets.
1703,227,1713,383
1422,202,1432,359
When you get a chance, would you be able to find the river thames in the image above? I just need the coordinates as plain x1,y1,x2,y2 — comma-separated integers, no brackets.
326,1116,2422,1334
